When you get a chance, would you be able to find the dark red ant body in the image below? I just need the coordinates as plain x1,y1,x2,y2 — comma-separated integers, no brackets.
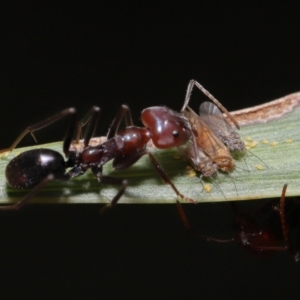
177,184,299,261
0,102,197,209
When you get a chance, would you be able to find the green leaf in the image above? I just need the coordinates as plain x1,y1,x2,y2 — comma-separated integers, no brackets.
0,93,300,205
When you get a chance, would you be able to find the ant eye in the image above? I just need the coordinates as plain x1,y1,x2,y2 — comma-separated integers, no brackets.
172,130,179,138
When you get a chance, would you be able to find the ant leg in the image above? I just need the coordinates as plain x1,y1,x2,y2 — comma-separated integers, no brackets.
176,201,234,242
63,110,78,157
181,80,240,129
99,177,128,213
279,184,290,249
0,174,55,210
0,108,77,155
74,106,101,146
253,184,290,253
91,167,128,212
146,151,196,204
107,105,134,139
243,185,290,253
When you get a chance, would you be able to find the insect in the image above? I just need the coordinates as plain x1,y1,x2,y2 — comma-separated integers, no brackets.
178,80,238,179
177,184,299,261
0,102,198,210
180,106,235,175
183,81,268,172
182,80,244,155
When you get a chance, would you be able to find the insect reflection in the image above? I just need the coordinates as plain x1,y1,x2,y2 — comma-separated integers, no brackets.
177,184,299,261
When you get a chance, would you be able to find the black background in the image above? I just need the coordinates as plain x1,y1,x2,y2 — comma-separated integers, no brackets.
1,2,300,299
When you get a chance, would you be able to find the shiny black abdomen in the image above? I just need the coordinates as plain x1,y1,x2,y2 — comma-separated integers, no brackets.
5,149,66,189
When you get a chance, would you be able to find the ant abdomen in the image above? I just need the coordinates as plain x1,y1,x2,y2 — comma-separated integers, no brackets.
6,149,66,189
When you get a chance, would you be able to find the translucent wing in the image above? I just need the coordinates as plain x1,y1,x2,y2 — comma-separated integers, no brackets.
200,101,232,136
199,102,245,152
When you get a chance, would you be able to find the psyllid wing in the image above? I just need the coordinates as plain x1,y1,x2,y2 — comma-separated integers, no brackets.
183,106,227,157
199,102,245,152
199,101,233,137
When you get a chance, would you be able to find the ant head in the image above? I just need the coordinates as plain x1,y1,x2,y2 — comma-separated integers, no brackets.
141,107,191,149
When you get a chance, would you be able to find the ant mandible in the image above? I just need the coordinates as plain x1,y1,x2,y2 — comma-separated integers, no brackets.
177,184,299,261
0,101,198,210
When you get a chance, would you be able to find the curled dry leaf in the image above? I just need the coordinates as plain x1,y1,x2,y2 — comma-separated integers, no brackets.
228,92,300,126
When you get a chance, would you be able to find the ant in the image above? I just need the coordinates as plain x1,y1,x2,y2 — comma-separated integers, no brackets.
177,184,299,261
0,80,247,210
179,105,235,177
0,101,201,210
